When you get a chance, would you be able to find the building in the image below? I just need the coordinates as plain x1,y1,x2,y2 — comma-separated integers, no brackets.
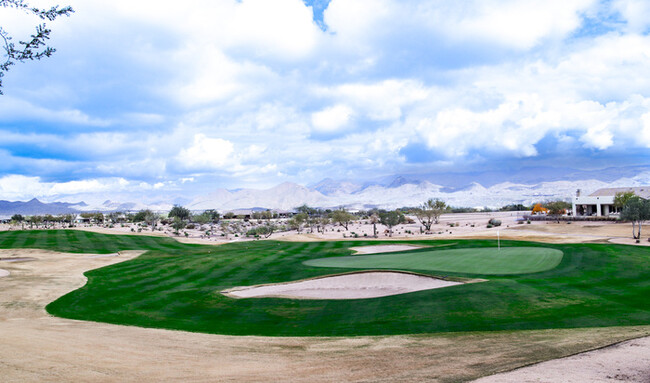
572,187,650,217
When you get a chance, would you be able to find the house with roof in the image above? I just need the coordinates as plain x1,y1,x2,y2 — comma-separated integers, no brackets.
572,187,650,217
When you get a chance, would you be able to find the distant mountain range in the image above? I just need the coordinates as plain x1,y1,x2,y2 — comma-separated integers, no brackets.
2,169,650,216
0,198,85,217
185,170,650,211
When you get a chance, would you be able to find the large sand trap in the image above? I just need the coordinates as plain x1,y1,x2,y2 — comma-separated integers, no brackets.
350,244,425,254
223,271,462,299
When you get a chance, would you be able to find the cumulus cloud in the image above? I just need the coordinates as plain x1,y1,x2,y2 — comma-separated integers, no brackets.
1,0,649,201
177,134,235,170
0,175,143,201
311,105,354,133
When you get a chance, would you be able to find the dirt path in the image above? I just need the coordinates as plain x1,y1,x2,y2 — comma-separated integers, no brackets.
1,248,649,382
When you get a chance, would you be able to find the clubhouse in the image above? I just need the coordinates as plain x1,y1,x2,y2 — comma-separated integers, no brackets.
572,187,650,217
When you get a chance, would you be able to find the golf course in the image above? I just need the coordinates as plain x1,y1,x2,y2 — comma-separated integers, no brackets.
0,229,647,337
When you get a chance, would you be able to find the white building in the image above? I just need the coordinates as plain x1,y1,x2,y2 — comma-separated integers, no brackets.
572,187,650,217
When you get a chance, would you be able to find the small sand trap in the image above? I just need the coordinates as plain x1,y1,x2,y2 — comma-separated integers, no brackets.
350,244,425,254
222,271,462,299
0,268,9,277
86,253,119,259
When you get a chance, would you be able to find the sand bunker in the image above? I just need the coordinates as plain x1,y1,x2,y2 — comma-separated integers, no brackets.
0,268,9,277
351,244,425,254
223,271,462,299
0,257,36,262
86,253,120,259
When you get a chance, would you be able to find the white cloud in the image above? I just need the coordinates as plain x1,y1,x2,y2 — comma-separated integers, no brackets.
311,105,354,133
613,0,650,33
324,0,595,52
317,80,429,120
0,175,143,201
0,97,110,126
443,0,595,49
177,134,235,170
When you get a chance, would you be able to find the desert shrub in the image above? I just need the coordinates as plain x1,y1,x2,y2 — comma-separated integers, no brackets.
186,223,196,229
488,218,502,227
487,224,493,228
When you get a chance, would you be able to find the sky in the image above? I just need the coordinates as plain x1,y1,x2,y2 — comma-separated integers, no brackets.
1,0,650,203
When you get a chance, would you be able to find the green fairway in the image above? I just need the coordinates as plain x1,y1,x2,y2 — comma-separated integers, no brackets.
1,230,649,336
304,247,563,275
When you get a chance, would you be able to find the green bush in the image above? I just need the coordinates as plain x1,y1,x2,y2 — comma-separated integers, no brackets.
488,218,502,227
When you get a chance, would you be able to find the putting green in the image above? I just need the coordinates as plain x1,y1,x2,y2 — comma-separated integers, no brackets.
304,247,564,275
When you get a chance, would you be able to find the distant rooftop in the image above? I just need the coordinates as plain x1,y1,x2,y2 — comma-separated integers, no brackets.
589,187,650,199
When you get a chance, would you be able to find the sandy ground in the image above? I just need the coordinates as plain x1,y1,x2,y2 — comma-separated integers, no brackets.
223,271,463,299
6,211,646,247
0,268,8,277
1,218,650,381
472,336,650,383
0,247,649,382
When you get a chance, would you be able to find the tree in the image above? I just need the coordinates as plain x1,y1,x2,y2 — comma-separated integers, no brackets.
132,210,149,223
10,213,23,222
620,197,650,239
379,210,405,237
248,224,276,238
295,204,321,217
203,209,220,222
142,210,159,231
168,205,191,221
369,213,379,238
171,217,186,235
414,198,448,231
10,213,24,229
219,221,230,239
1,0,73,94
330,208,354,231
316,216,330,233
544,200,571,216
614,191,636,212
532,203,549,215
288,213,307,233
192,213,210,229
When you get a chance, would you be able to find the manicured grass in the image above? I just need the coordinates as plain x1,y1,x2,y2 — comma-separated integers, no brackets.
1,230,649,337
304,247,564,275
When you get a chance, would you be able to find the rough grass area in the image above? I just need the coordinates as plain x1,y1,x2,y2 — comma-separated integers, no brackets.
0,230,648,337
304,247,564,275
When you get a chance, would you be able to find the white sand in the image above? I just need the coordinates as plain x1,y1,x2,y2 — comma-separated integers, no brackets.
0,269,8,277
473,336,650,383
86,253,120,259
223,271,462,299
350,244,424,254
0,257,36,262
